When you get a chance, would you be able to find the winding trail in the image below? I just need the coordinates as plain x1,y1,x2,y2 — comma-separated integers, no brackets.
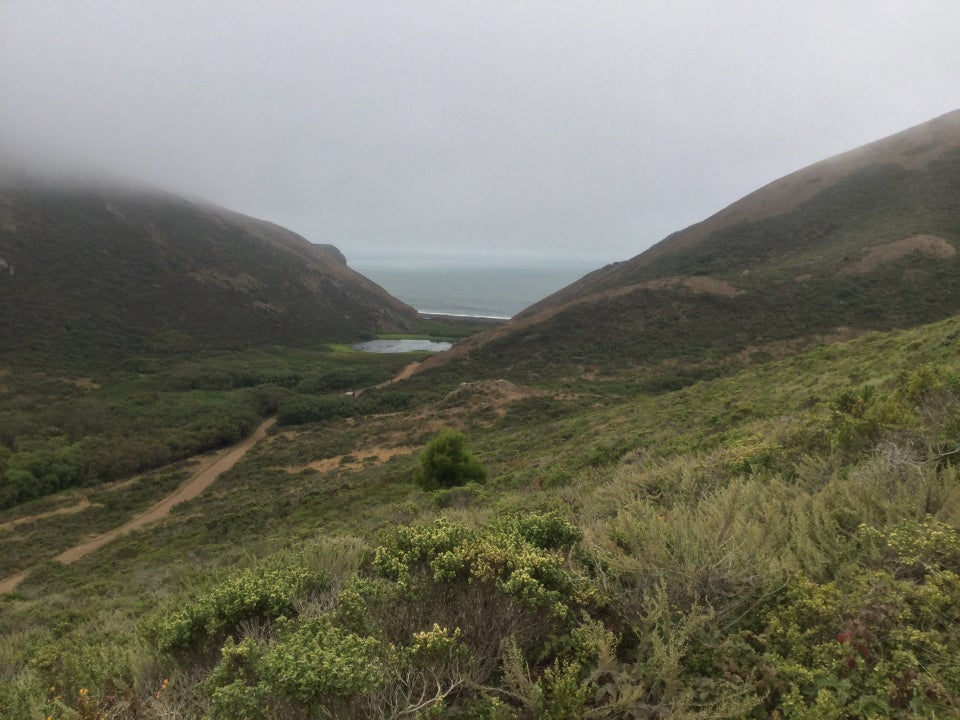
356,360,423,396
392,360,422,382
0,417,275,594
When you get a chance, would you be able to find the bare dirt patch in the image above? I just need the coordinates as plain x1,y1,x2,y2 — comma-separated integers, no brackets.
393,361,422,382
432,379,552,426
59,376,101,390
285,445,417,474
444,379,545,414
846,235,955,275
0,572,27,595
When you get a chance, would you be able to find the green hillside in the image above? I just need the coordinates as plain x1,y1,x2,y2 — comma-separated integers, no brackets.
2,312,960,718
0,177,416,358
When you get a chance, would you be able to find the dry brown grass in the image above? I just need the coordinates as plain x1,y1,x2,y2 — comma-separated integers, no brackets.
844,234,955,275
639,110,960,265
284,445,418,475
58,376,102,389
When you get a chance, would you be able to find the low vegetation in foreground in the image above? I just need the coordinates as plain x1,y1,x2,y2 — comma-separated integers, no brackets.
3,316,960,718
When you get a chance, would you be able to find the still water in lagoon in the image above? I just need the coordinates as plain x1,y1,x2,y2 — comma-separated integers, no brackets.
352,339,452,353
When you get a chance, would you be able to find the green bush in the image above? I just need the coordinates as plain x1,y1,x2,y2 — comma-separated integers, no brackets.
372,517,595,619
147,564,327,655
207,617,382,719
275,390,413,426
276,394,353,425
207,617,471,720
494,510,583,551
414,428,487,491
753,564,960,718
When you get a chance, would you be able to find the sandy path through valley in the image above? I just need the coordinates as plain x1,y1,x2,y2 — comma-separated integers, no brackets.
0,417,275,594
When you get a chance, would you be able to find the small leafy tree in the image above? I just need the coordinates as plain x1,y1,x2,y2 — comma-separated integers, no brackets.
415,429,486,490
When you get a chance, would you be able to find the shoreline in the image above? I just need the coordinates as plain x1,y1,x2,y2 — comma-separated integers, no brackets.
418,312,510,323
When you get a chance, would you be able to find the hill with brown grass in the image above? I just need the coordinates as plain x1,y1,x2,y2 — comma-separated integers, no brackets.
420,110,960,387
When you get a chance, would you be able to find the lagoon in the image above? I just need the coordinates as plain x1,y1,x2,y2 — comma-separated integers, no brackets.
353,339,453,353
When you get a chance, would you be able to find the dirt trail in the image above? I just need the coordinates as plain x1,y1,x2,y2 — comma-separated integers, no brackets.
0,499,95,532
357,360,423,395
0,572,26,595
0,418,275,594
392,360,422,382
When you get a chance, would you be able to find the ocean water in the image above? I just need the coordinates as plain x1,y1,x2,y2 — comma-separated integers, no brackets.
350,254,606,319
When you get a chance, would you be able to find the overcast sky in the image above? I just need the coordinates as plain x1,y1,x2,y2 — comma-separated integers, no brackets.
1,2,958,264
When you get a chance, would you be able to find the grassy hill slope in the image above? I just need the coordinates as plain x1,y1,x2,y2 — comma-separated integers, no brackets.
0,177,416,357
2,310,960,718
419,110,960,385
4,113,960,718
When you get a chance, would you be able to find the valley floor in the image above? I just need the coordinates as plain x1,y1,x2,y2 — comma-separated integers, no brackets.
3,318,960,718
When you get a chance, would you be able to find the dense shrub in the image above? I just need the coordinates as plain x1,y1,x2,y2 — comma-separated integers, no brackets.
208,618,383,720
275,390,413,426
753,566,960,717
0,390,267,509
194,515,601,719
414,428,487,491
200,515,593,719
494,510,584,550
275,394,353,425
372,516,591,616
206,618,470,720
147,565,327,655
